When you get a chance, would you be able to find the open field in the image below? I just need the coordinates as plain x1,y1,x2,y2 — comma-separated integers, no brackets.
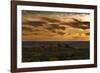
22,41,90,62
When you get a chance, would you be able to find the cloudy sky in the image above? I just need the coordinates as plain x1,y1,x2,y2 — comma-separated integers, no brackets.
22,10,90,41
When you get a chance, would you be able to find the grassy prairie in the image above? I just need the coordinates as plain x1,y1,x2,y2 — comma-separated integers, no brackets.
22,41,90,62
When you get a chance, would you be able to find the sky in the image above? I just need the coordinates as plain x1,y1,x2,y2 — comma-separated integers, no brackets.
22,10,90,41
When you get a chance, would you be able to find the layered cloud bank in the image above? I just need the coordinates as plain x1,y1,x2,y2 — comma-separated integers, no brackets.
22,10,90,41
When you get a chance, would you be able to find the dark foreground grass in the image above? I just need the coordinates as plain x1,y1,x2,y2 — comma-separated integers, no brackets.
22,41,90,62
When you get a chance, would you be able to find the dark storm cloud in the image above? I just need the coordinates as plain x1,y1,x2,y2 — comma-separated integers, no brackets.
22,33,28,35
41,17,61,23
62,18,90,30
45,26,65,35
56,31,65,35
45,23,66,35
59,26,66,30
22,26,32,32
50,30,57,33
72,18,81,23
45,27,57,34
45,26,66,35
23,21,47,27
70,22,89,29
49,23,66,30
45,27,55,31
85,32,90,35
32,33,39,35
